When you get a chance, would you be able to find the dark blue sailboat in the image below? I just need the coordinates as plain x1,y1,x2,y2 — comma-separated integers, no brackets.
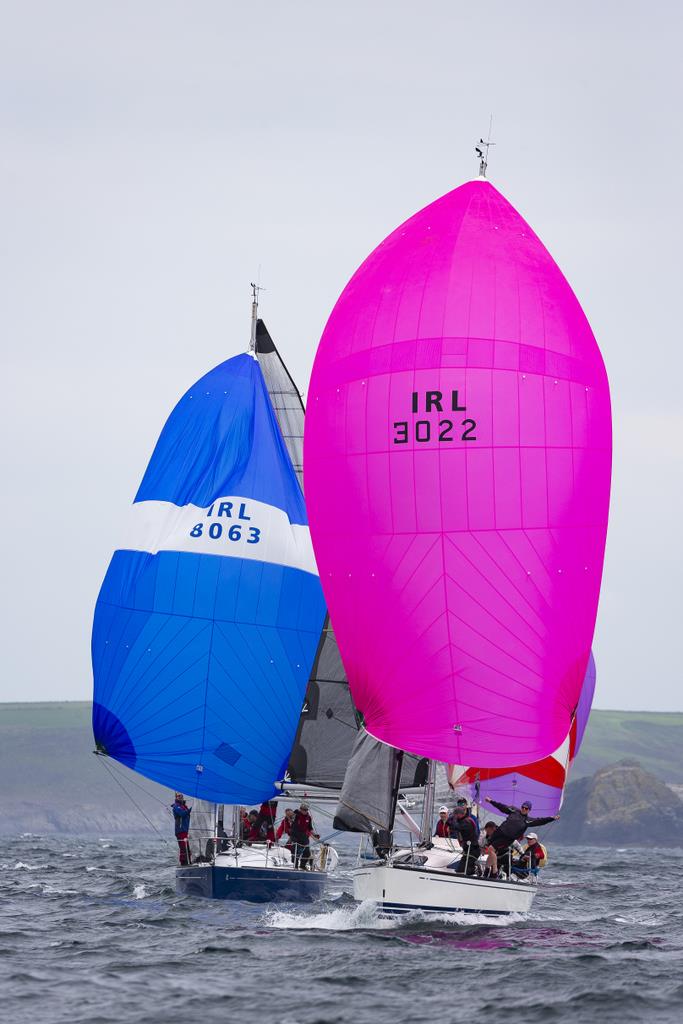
91,296,329,900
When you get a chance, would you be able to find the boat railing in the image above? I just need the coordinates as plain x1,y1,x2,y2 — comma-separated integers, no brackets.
186,827,332,872
355,825,422,867
187,827,241,865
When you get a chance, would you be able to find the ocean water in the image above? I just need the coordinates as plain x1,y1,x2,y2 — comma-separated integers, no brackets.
3,833,683,1024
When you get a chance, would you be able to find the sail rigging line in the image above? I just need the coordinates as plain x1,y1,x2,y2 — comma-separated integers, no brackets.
324,710,358,732
95,754,174,848
99,755,171,809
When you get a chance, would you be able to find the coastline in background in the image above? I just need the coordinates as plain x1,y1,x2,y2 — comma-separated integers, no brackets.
3,701,683,837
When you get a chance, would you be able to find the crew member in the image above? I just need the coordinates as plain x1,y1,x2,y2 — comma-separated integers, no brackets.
449,805,481,876
290,802,320,870
276,808,295,849
511,832,548,877
171,792,192,865
434,806,451,838
243,810,260,842
254,800,277,843
455,796,480,831
485,797,558,876
480,820,499,878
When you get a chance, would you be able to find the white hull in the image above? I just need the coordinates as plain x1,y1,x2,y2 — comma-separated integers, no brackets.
352,862,535,916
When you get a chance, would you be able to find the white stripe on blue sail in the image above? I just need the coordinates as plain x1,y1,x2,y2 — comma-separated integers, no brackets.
91,353,327,803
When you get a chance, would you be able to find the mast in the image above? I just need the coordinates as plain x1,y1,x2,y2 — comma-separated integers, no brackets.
420,760,436,844
388,749,405,832
475,115,495,178
473,770,481,830
249,281,262,353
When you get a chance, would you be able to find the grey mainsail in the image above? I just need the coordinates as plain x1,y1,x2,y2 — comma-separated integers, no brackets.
254,319,303,481
333,729,402,832
333,728,428,832
287,618,358,789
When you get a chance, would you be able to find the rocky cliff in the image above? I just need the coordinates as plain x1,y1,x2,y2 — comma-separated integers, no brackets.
553,759,683,844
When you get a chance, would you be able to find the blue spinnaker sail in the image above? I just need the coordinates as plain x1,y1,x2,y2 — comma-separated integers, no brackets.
92,353,326,803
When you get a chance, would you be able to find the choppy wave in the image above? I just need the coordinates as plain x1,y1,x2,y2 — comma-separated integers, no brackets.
3,861,48,871
4,834,683,1024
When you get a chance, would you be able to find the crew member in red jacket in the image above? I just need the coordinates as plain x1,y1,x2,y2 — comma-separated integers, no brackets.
256,801,277,843
276,808,295,849
290,803,320,869
434,806,451,838
243,810,261,842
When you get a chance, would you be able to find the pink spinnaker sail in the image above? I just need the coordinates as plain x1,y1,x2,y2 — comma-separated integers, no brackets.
304,179,611,766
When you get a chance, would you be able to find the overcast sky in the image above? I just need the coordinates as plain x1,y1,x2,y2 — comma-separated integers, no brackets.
1,1,681,711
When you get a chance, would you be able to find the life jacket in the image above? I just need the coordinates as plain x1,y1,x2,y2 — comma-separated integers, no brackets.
525,842,548,868
435,820,450,838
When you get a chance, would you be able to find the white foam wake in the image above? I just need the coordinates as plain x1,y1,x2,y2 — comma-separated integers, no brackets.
3,861,47,871
264,900,523,931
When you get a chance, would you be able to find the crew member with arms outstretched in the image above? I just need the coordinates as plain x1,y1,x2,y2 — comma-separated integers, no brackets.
485,797,558,877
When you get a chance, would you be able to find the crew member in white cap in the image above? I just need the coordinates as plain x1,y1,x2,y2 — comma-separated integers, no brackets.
434,805,451,838
511,832,548,877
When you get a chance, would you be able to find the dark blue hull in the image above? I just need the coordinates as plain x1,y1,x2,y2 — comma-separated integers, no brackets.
175,864,327,902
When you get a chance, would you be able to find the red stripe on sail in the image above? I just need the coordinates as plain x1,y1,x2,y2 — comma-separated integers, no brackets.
455,755,566,790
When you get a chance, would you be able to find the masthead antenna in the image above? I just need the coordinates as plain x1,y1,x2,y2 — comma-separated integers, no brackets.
475,115,495,178
249,277,265,353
